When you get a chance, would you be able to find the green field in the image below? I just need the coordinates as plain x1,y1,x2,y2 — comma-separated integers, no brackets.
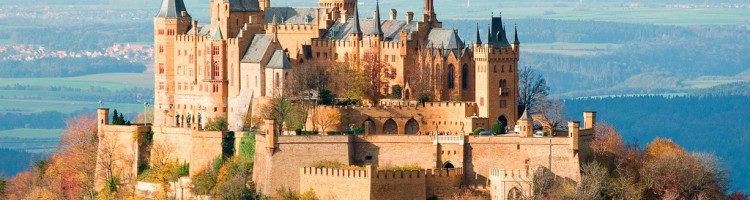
523,43,622,56
0,128,62,139
0,72,153,91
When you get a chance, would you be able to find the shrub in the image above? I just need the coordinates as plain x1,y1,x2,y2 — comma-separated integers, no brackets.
379,163,422,171
491,122,506,134
388,85,402,99
313,160,363,170
205,117,228,131
318,89,335,105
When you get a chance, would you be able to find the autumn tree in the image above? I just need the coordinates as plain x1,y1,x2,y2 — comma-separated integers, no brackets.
327,61,366,101
311,108,341,133
644,137,685,159
518,66,549,115
287,60,329,131
362,49,388,106
408,55,434,103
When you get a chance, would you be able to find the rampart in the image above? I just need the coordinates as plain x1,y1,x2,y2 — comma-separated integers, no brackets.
298,166,463,200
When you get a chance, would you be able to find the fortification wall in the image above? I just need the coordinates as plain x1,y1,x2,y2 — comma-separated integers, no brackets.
299,167,371,200
489,169,533,200
352,135,436,168
371,170,426,200
152,127,193,164
464,136,581,185
257,135,353,193
425,168,464,199
188,131,225,175
95,125,151,190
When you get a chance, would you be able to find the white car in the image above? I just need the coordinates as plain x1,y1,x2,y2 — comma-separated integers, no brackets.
533,130,545,137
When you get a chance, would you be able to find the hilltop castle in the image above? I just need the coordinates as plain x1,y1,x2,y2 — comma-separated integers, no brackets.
94,0,596,199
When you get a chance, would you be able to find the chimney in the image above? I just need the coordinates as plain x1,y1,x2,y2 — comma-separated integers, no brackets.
583,111,596,130
389,9,397,20
406,12,414,23
568,121,580,150
181,11,187,17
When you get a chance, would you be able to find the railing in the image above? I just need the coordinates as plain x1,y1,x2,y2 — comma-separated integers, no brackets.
433,135,464,145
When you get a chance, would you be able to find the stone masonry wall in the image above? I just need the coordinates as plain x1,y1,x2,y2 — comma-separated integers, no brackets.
371,170,427,200
299,167,372,200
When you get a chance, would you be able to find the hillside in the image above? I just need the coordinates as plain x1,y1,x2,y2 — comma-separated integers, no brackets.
564,94,750,193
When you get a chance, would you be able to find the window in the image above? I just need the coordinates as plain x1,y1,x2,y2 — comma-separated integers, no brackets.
158,63,165,74
159,82,165,90
392,55,396,62
461,64,469,89
159,46,164,53
212,46,220,55
499,79,507,88
447,64,455,89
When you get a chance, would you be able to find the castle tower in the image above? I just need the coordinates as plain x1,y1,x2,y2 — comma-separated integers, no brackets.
473,15,519,127
319,0,356,13
154,0,192,127
511,25,520,52
210,0,262,38
259,0,270,10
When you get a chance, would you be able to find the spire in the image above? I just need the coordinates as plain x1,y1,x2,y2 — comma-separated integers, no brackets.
155,0,190,18
371,0,384,36
351,3,362,35
271,14,279,43
475,24,482,44
513,24,520,45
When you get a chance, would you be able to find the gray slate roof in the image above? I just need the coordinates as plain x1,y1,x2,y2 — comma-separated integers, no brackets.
187,24,211,36
322,18,416,41
226,0,261,12
155,0,190,18
266,50,292,69
265,7,323,24
426,28,465,49
242,34,273,63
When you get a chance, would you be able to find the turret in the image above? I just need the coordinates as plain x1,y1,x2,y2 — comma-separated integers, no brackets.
518,109,532,137
97,108,110,136
569,121,580,150
512,25,520,52
583,111,596,130
474,24,482,45
368,0,384,41
350,4,363,40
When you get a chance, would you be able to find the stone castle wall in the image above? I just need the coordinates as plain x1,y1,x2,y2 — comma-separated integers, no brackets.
299,167,372,200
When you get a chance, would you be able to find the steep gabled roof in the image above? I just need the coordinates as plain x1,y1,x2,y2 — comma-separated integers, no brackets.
351,4,362,35
520,108,531,120
241,34,273,63
266,50,292,69
155,0,190,18
265,7,324,24
426,28,465,50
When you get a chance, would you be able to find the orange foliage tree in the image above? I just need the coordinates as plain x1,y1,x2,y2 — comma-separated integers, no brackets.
644,137,685,158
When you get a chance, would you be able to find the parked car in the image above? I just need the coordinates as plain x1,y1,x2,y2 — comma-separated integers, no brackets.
479,131,494,136
533,130,545,137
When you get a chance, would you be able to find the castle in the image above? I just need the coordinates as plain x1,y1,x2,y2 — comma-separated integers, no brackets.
93,0,596,199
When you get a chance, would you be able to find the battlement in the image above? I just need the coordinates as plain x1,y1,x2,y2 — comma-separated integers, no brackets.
424,168,464,177
489,168,532,179
375,170,422,179
271,23,317,32
317,101,477,111
301,167,370,179
433,135,465,145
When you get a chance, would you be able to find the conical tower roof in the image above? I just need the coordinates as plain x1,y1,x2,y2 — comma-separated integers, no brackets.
155,0,190,18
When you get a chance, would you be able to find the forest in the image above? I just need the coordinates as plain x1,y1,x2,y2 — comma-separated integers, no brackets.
565,94,750,193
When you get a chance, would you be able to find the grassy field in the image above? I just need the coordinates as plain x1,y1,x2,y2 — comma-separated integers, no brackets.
523,43,622,56
682,80,744,89
0,72,153,91
0,128,62,139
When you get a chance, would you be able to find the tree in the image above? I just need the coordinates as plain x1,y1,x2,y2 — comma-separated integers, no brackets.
640,152,728,199
327,61,366,101
572,161,608,200
491,122,506,134
534,93,566,130
362,49,388,106
311,108,341,133
205,117,228,131
0,177,5,197
409,55,434,103
260,96,294,136
644,138,685,159
518,66,549,115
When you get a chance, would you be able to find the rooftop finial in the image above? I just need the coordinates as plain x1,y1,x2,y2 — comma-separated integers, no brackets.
371,0,384,36
513,24,520,45
475,23,482,44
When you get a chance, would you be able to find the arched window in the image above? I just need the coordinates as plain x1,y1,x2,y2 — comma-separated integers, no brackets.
447,64,455,89
275,72,280,88
461,64,469,89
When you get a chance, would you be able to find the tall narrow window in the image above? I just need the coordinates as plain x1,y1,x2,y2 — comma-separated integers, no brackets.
447,64,455,89
461,64,469,89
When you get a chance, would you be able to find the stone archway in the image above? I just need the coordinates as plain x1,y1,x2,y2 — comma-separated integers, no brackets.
498,115,508,126
383,119,398,134
443,162,455,169
362,119,376,135
507,187,525,200
405,118,419,135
